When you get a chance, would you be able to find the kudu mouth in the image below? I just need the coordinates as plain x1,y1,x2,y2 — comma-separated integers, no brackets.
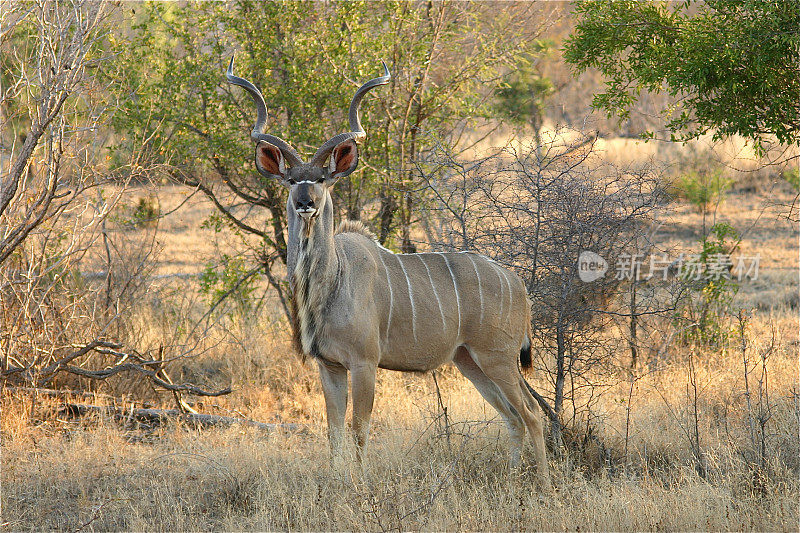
297,208,318,221
298,208,320,238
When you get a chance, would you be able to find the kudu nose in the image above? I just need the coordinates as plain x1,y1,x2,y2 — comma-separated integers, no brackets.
296,198,315,211
295,196,317,220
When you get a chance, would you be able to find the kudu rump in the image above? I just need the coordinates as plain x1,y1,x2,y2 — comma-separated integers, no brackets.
227,57,550,486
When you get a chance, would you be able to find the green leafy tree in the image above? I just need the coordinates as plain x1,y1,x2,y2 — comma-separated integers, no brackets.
111,2,547,314
495,41,555,145
564,0,800,152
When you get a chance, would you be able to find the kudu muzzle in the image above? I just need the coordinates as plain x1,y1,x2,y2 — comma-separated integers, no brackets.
294,183,318,220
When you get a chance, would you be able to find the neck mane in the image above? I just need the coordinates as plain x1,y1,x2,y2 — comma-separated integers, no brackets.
287,191,339,358
335,219,377,241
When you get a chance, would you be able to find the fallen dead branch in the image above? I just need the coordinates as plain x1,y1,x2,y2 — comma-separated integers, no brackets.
58,403,304,433
2,340,232,400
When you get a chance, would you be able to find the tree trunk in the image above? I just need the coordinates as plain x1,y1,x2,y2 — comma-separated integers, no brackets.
378,189,397,245
629,276,639,368
551,324,566,449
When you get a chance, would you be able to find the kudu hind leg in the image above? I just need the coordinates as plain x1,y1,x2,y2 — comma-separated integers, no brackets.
453,347,525,465
517,374,552,483
473,350,551,488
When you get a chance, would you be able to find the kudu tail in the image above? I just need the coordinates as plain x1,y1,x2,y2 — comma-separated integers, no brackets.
520,321,532,370
517,321,558,425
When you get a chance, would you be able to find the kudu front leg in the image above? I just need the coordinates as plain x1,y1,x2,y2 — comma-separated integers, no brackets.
350,363,377,463
317,359,348,460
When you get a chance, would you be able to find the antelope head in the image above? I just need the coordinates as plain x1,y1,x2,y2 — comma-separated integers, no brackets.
226,56,390,233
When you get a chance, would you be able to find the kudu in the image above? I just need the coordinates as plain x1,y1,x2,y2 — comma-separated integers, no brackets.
226,57,550,487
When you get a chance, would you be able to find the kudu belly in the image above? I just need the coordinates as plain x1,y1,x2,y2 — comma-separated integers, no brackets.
373,251,527,372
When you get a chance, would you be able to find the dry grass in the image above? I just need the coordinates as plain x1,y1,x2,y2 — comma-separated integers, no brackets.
2,148,798,531
3,336,798,531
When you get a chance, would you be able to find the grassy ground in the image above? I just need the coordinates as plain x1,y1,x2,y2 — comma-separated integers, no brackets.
2,151,798,531
3,337,798,530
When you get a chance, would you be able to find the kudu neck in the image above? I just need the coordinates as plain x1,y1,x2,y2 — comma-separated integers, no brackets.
287,191,339,285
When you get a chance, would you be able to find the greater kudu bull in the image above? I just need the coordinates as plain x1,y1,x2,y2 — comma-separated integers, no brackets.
226,57,550,487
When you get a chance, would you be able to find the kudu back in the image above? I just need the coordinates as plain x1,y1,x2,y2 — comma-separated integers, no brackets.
227,57,550,487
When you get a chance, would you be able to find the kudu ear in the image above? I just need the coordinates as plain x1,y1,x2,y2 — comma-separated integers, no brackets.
255,141,286,180
328,139,359,180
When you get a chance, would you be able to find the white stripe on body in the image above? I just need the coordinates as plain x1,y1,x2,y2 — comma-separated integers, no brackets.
395,255,418,342
417,255,446,328
493,262,505,321
500,267,513,322
438,253,461,338
465,253,484,327
377,251,394,344
493,263,514,322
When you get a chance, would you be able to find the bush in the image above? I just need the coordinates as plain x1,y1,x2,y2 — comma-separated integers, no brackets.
781,167,799,191
674,170,733,212
199,254,261,316
676,222,740,347
132,196,160,228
